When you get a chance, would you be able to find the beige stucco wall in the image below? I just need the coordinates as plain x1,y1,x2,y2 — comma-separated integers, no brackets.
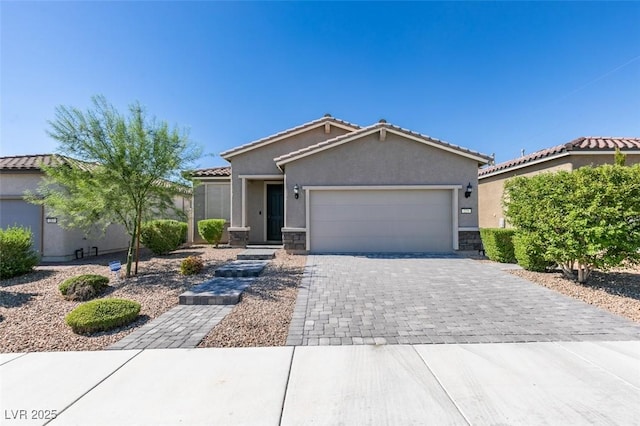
477,152,640,228
0,172,43,196
229,125,353,227
282,131,482,229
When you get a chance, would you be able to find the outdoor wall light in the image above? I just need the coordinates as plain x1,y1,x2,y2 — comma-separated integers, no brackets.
464,182,473,198
293,184,300,199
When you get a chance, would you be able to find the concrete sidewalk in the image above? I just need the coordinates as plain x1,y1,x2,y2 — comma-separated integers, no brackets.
1,341,639,425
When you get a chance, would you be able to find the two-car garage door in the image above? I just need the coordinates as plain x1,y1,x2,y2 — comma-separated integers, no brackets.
309,189,453,253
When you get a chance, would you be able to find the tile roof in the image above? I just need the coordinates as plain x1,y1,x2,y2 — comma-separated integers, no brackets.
478,136,640,177
0,154,98,172
275,121,492,165
220,114,360,159
188,166,231,178
0,154,61,170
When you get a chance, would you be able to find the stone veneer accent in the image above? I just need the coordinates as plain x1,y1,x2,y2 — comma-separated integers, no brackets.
228,229,249,248
282,229,307,252
458,230,482,251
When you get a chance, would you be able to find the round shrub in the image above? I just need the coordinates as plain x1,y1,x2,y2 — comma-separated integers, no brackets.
59,274,110,301
140,219,188,255
65,298,141,334
180,255,204,275
514,232,555,272
0,225,39,279
197,219,226,247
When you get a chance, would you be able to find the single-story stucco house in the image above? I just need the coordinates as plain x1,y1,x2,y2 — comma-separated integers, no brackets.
478,137,640,228
189,115,492,253
0,154,192,261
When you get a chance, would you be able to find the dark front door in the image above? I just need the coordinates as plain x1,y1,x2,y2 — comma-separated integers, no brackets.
266,184,284,241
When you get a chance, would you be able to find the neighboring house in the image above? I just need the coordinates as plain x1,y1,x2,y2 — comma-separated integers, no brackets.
191,115,491,253
478,137,640,228
189,166,231,244
0,154,191,262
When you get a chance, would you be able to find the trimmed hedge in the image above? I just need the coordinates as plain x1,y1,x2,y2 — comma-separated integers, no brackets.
140,220,188,255
59,274,110,301
197,219,225,247
180,255,204,275
513,232,555,272
0,225,39,279
479,228,516,263
65,298,141,334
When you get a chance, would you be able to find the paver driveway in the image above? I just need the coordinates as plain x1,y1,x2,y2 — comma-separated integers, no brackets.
286,255,640,345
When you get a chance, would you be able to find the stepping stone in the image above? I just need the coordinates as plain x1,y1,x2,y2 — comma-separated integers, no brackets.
179,277,254,305
215,260,269,278
237,249,277,260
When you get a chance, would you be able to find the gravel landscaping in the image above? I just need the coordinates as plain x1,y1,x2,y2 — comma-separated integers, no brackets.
509,265,640,323
199,251,306,348
0,246,240,352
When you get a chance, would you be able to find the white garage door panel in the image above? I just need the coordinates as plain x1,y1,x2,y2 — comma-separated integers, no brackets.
0,200,42,254
310,189,452,253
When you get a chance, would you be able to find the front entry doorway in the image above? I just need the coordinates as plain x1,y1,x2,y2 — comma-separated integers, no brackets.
266,184,284,242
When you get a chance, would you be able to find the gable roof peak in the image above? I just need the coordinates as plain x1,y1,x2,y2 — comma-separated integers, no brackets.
220,115,361,160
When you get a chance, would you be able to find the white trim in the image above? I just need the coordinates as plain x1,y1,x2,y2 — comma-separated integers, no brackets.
228,227,250,231
276,127,489,167
238,174,283,180
305,188,311,250
282,227,306,232
452,188,459,250
478,152,571,179
241,178,247,227
221,121,357,159
303,185,463,191
458,227,479,231
305,185,460,253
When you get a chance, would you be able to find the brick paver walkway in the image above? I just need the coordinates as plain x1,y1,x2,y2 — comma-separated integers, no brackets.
109,305,232,350
286,255,640,345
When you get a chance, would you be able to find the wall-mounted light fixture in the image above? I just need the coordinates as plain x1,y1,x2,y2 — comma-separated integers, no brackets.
464,182,473,198
293,184,300,199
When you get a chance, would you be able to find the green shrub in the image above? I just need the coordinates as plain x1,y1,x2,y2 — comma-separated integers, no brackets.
514,232,555,272
480,228,516,263
197,219,225,247
59,274,110,301
140,219,188,255
0,225,39,279
65,298,141,334
180,255,204,275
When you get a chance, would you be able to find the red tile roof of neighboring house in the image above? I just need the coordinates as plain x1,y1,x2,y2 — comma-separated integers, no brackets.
478,137,640,177
0,154,60,170
220,114,360,159
189,166,231,178
0,154,98,172
275,120,492,166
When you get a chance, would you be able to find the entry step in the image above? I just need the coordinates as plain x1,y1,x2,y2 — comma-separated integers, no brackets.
215,260,269,277
237,249,277,260
179,277,254,305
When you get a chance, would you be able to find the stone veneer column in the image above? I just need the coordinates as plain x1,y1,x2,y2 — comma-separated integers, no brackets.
282,229,307,253
458,230,483,251
228,228,250,248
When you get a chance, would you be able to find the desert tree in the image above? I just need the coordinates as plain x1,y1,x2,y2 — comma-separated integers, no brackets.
30,95,200,277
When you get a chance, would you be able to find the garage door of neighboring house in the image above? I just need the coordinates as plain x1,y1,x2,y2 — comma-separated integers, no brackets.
0,200,42,254
308,188,453,253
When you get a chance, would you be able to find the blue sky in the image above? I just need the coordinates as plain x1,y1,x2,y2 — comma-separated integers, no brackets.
2,1,639,167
